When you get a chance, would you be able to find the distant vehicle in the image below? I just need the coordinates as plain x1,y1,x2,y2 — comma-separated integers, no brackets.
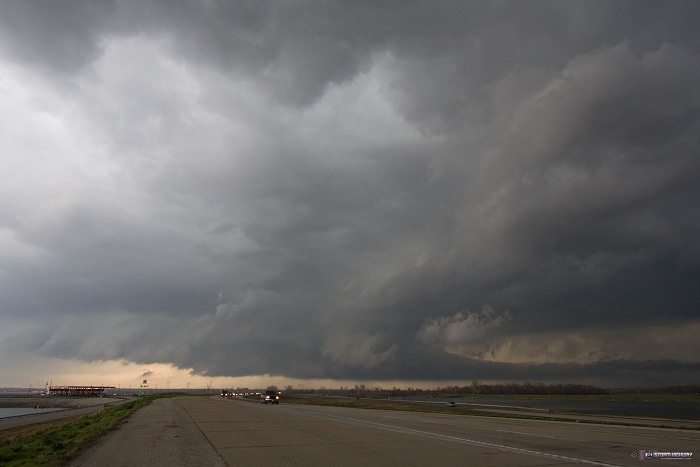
261,390,280,404
446,401,456,407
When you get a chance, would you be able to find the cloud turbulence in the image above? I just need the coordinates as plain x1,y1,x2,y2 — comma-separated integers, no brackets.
1,1,699,388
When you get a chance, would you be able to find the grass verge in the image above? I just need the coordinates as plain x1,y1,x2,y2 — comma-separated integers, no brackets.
0,396,156,467
448,393,700,403
277,395,700,431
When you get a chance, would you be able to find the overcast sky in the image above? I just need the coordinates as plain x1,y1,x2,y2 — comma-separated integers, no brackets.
1,0,699,389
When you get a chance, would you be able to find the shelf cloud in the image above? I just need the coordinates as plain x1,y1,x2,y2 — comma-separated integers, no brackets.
1,1,699,388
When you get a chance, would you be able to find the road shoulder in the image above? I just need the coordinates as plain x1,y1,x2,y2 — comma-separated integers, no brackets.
68,397,226,467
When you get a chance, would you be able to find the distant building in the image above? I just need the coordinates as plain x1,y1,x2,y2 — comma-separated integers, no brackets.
47,385,115,397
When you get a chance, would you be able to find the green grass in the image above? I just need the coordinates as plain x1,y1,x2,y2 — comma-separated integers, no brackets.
281,394,561,418
278,395,700,430
0,396,157,467
443,393,700,403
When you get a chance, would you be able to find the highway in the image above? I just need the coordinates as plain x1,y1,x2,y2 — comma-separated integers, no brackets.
187,397,698,466
72,396,700,466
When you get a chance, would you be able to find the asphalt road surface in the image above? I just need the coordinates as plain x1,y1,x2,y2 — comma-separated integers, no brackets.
71,397,700,466
68,398,226,467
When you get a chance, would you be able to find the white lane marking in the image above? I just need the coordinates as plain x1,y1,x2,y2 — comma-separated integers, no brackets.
496,429,557,439
391,399,549,412
307,410,622,467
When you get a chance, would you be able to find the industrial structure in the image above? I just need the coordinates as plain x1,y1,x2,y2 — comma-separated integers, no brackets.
46,385,115,397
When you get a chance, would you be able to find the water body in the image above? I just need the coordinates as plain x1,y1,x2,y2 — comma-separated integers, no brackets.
405,397,700,420
0,407,66,419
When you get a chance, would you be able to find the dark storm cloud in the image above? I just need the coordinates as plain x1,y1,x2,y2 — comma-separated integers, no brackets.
0,0,119,75
1,1,699,387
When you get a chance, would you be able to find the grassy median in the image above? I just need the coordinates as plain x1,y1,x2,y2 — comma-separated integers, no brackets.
274,394,700,430
0,396,154,467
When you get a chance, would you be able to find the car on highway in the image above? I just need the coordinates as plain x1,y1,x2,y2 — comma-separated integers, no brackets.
446,401,456,407
261,390,280,404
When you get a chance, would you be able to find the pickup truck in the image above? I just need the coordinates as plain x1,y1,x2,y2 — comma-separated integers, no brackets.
261,390,280,404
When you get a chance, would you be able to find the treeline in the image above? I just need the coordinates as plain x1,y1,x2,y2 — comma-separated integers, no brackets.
432,382,609,396
281,382,610,397
257,383,700,397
